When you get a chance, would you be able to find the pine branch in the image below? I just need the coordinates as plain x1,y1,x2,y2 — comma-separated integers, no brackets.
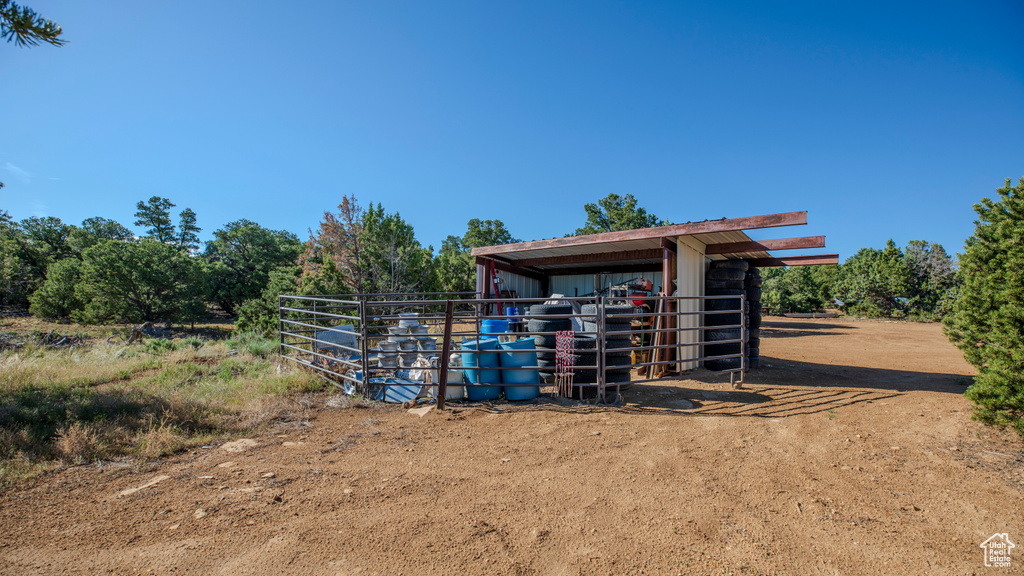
0,0,66,47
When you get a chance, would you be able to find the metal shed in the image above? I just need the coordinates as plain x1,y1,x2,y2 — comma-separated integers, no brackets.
470,210,838,371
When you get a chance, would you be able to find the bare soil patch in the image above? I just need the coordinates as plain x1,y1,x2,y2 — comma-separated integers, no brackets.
2,317,1021,575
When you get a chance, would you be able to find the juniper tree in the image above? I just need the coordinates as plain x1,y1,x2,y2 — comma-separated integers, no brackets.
944,177,1024,435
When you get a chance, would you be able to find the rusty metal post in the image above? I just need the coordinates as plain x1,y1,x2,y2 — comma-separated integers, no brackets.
358,297,368,395
436,300,455,410
597,297,606,402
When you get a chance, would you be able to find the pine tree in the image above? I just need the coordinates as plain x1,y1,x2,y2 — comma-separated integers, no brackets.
575,193,664,235
177,208,201,252
135,196,177,244
944,177,1024,435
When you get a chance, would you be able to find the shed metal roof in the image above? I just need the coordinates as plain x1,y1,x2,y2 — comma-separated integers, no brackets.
470,211,824,273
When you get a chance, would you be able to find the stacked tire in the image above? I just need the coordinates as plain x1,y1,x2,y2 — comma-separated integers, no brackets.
578,304,634,390
566,335,631,399
526,303,573,376
746,266,762,369
704,261,747,371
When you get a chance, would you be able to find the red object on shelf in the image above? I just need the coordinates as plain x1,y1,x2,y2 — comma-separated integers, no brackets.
630,292,647,306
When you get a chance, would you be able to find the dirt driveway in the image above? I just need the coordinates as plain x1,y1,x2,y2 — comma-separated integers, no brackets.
2,318,1021,575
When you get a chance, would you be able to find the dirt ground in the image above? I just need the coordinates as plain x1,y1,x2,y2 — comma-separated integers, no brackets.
2,317,1022,575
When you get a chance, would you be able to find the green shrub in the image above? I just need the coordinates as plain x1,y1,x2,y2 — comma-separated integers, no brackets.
227,331,277,358
28,258,84,319
944,177,1024,436
179,337,205,350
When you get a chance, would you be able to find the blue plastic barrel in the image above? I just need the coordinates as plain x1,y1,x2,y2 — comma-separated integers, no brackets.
498,337,540,401
461,338,502,400
481,318,510,337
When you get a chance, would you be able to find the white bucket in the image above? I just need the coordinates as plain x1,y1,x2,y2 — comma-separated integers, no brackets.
442,369,466,400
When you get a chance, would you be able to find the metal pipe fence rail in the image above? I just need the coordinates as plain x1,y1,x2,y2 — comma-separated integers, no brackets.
279,292,748,406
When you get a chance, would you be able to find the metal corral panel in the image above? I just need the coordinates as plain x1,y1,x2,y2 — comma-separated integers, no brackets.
548,272,663,298
676,235,706,371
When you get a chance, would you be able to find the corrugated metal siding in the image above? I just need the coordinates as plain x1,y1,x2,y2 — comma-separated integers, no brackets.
476,265,541,299
677,236,706,371
496,269,541,299
549,272,663,298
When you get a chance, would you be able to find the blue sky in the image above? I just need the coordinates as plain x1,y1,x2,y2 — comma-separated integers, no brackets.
2,1,1022,262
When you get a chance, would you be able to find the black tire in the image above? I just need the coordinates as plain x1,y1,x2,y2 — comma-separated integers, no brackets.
705,313,741,327
606,338,632,356
748,328,760,340
606,355,632,368
707,268,746,281
573,336,597,350
705,279,745,291
580,304,634,316
582,320,631,333
705,287,745,297
605,304,636,318
704,328,741,342
607,371,631,383
705,357,742,371
528,304,572,316
748,314,762,329
533,335,558,348
571,369,632,384
747,356,760,369
748,337,760,349
577,350,598,361
747,346,759,357
745,276,763,288
707,297,742,311
749,302,762,317
527,318,572,334
706,342,741,357
570,356,632,371
746,287,762,302
710,260,750,271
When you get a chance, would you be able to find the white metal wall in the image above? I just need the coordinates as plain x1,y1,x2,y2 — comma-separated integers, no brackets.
497,269,541,299
549,272,663,298
476,264,542,299
676,236,706,371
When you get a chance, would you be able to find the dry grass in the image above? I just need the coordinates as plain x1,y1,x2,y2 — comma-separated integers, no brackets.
0,319,324,487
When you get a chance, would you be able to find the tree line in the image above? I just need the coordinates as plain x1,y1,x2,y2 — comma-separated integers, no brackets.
762,239,959,320
0,192,657,332
1,191,963,328
0,194,526,332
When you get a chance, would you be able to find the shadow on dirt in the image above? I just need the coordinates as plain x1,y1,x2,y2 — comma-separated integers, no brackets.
733,357,973,394
758,321,854,339
464,351,971,419
464,382,897,419
760,321,853,332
